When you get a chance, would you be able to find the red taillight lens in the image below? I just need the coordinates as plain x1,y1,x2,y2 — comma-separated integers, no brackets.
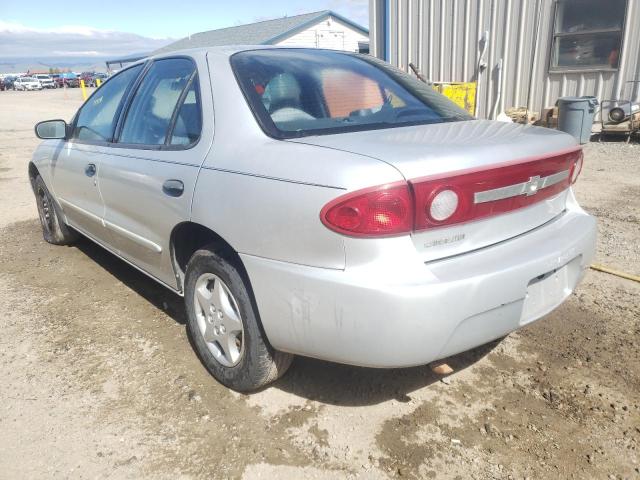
320,182,413,237
570,150,584,184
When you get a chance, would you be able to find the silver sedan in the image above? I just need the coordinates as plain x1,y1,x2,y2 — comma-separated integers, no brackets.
30,47,596,391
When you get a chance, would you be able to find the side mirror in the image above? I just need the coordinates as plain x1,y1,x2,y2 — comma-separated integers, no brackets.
35,119,68,140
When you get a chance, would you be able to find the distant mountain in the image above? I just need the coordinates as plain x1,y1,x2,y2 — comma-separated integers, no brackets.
0,56,107,74
0,54,148,73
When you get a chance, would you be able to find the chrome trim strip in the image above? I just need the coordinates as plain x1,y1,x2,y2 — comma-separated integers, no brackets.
58,197,103,224
103,220,163,253
59,198,162,254
474,170,569,204
539,170,570,189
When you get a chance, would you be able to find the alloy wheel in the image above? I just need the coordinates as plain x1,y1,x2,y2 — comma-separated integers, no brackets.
193,273,245,367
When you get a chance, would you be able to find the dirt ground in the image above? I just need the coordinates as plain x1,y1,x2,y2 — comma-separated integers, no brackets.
0,88,638,480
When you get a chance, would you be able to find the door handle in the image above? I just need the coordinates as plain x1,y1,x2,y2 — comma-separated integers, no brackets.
85,163,96,177
162,179,184,197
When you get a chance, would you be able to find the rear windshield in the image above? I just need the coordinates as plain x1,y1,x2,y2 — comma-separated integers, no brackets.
231,49,473,139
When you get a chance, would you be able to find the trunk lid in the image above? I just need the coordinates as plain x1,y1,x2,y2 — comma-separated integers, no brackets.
291,120,581,261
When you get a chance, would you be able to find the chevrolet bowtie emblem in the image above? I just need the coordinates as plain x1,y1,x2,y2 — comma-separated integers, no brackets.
525,175,541,196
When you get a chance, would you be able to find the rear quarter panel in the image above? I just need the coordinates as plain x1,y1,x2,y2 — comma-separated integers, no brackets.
192,140,403,270
191,51,405,269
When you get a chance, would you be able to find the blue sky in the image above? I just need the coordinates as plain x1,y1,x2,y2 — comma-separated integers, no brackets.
0,0,368,59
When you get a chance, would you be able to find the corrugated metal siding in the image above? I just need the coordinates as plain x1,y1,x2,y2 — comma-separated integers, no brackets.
371,0,640,119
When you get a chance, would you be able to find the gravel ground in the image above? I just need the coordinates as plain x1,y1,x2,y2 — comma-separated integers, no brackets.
0,88,638,479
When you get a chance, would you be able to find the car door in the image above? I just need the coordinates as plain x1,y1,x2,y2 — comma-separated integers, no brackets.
98,56,212,289
52,64,143,241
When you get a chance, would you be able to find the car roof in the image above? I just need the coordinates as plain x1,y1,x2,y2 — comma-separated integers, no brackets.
122,45,355,70
110,45,367,79
114,45,269,71
158,44,284,57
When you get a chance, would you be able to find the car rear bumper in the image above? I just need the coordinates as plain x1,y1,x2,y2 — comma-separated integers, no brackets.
241,202,597,368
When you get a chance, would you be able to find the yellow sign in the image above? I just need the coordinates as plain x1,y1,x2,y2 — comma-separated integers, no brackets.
432,82,477,115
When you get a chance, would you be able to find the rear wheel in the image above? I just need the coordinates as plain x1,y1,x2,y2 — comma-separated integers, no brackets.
33,175,78,245
185,247,293,391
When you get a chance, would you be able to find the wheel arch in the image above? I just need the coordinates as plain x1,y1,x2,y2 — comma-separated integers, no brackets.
170,221,277,350
170,221,248,293
28,162,40,190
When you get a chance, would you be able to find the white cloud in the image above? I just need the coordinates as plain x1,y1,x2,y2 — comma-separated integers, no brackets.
52,50,102,56
328,0,369,28
0,21,109,36
0,20,173,58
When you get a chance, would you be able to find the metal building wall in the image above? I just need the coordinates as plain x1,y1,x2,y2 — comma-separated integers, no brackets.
370,0,640,119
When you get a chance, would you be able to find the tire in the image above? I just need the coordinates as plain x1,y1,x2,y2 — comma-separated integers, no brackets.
185,247,293,392
32,175,78,245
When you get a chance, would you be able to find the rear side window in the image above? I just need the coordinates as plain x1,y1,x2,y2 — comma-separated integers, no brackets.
169,79,202,146
73,65,142,142
231,49,472,139
119,58,197,146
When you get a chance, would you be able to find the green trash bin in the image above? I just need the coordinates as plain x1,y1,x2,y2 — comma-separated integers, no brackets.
557,96,599,144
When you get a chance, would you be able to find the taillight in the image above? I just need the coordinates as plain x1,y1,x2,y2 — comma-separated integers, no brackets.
570,150,584,184
321,148,582,237
412,148,581,230
320,182,413,237
428,189,460,221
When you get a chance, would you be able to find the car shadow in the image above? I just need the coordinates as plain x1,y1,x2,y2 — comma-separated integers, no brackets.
271,339,502,406
74,235,187,325
73,233,502,406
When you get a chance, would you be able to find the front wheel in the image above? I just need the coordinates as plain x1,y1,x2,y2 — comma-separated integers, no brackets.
184,247,293,392
32,175,78,245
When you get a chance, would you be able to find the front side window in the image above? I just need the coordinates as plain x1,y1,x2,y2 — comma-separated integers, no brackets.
231,49,472,139
551,0,626,71
73,65,142,142
119,58,196,146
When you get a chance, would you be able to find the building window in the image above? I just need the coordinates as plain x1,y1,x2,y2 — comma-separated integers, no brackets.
551,0,626,71
358,41,370,55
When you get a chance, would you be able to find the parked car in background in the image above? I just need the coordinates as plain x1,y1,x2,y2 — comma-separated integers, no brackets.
55,73,79,88
2,76,17,90
84,72,107,86
14,77,42,91
34,74,56,89
79,72,96,86
29,47,597,392
0,78,5,91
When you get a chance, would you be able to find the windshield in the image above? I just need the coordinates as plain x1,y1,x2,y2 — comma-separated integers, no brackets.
22,77,36,82
231,49,473,139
